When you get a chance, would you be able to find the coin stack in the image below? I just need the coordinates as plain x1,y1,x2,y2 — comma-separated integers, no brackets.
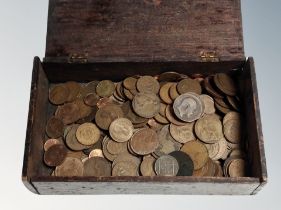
44,72,247,177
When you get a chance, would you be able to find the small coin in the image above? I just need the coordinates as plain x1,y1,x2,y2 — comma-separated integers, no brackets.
76,123,101,146
112,161,139,176
123,77,138,90
169,151,194,176
44,144,67,167
154,155,179,176
195,114,223,143
169,122,195,143
89,149,104,158
45,116,64,138
64,81,81,102
203,76,224,99
96,80,115,97
44,138,62,151
55,157,84,176
49,84,69,105
177,78,202,95
181,140,208,170
130,128,159,155
83,157,111,176
214,73,237,96
199,94,215,115
106,139,128,155
65,124,90,151
132,92,160,118
109,118,134,142
55,102,80,124
169,83,180,100
140,155,156,176
159,82,174,104
95,104,124,130
136,75,160,94
173,93,204,122
223,119,241,143
84,93,100,106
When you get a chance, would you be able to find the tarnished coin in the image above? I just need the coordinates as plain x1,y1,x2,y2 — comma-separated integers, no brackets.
165,105,186,126
169,83,180,100
169,123,195,144
124,102,148,124
65,124,90,151
173,93,204,122
102,136,117,161
106,139,128,155
123,77,138,90
223,111,241,125
136,75,160,94
132,92,160,118
83,157,111,176
227,158,246,177
181,140,208,170
95,104,124,130
177,78,202,95
80,81,99,97
199,94,216,115
55,157,84,176
44,144,67,167
109,118,134,142
158,72,183,82
226,95,240,111
112,161,138,176
215,102,231,114
169,151,194,176
140,155,156,176
203,76,224,99
195,114,223,143
112,152,141,168
214,73,237,96
89,149,104,158
46,116,64,138
223,119,241,143
96,97,112,109
55,102,80,124
147,118,164,131
159,82,174,104
44,138,62,151
96,80,115,97
64,81,81,102
154,113,169,124
84,93,100,106
49,84,69,105
130,128,159,155
74,98,93,119
76,123,100,146
154,155,179,176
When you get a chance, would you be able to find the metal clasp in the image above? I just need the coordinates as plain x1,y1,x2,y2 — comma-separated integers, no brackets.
200,51,219,62
68,53,88,63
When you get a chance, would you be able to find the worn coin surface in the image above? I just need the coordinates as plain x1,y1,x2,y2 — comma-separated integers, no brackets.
64,81,81,102
55,157,84,176
223,111,241,125
169,151,194,176
173,93,204,122
96,80,115,97
159,82,174,104
136,75,160,94
199,94,216,115
123,77,138,90
223,119,241,144
83,157,111,176
65,124,90,151
89,149,104,158
84,93,100,106
169,122,195,144
55,102,80,125
140,155,156,176
177,78,202,95
45,116,64,138
214,73,237,96
106,139,128,155
112,161,138,176
44,144,67,167
49,84,69,105
76,123,100,146
228,158,246,177
132,92,160,118
44,138,62,151
109,118,134,142
154,155,179,176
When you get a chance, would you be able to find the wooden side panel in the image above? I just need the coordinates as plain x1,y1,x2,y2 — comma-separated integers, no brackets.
45,0,244,62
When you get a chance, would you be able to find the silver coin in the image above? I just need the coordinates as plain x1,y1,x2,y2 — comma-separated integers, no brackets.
154,155,179,176
173,93,204,122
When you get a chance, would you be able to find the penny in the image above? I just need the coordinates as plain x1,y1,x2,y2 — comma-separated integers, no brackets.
95,104,124,130
136,75,160,94
112,152,141,168
203,76,224,99
173,93,204,122
55,102,80,124
74,99,93,119
123,77,138,90
169,122,195,143
223,111,241,125
96,80,115,97
199,94,216,115
112,161,139,176
96,97,112,109
177,78,202,95
228,158,246,177
83,157,111,176
45,116,64,138
49,84,69,105
223,119,241,143
76,105,98,124
109,118,134,142
169,83,180,100
154,113,169,124
226,95,240,111
44,138,62,151
132,92,160,118
55,157,84,176
80,81,99,97
130,128,159,155
102,136,117,161
67,151,87,160
84,93,100,107
158,72,183,82
154,155,179,176
124,102,148,124
65,124,90,151
89,149,104,158
169,151,194,176
165,105,186,126
181,140,208,170
44,144,67,167
214,73,237,96
140,155,156,176
195,114,223,144
159,82,174,104
76,123,101,146
64,81,81,102
106,139,128,155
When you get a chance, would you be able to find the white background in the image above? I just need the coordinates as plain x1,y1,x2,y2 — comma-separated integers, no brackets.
0,0,280,209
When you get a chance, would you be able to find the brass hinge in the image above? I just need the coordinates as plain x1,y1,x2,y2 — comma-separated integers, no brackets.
200,51,219,62
68,53,88,63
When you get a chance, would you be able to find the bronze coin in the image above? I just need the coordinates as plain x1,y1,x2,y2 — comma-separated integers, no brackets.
214,97,231,109
64,81,81,102
106,139,128,155
83,157,111,176
84,93,100,107
159,82,174,104
223,119,241,144
109,118,134,142
215,102,231,114
226,95,240,111
136,75,160,94
123,88,134,100
112,161,139,176
169,122,195,144
55,102,80,124
203,76,224,99
177,78,202,95
124,102,148,124
96,97,112,109
55,157,84,177
147,118,164,131
102,136,118,161
154,114,169,124
49,84,69,105
123,77,138,90
65,124,90,151
74,98,93,119
158,72,183,82
44,138,62,151
214,73,237,96
44,144,67,167
95,104,124,130
165,105,186,126
89,149,104,158
76,123,101,146
76,105,98,124
96,80,115,97
199,94,216,115
169,83,180,100
140,155,156,176
45,116,64,138
80,81,99,97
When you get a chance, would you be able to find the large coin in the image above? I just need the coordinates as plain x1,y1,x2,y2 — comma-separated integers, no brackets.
195,114,223,143
109,118,134,142
154,155,179,176
136,75,160,94
169,122,195,143
173,93,204,122
45,116,64,138
55,157,84,176
76,123,101,146
132,92,160,118
169,151,194,176
83,157,111,176
177,78,202,95
49,84,69,105
44,144,67,167
96,80,115,97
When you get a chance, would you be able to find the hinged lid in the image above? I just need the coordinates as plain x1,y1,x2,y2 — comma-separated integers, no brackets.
45,0,244,63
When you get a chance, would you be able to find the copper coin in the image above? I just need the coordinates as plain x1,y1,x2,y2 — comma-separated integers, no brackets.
203,76,224,99
83,157,111,176
112,152,141,168
84,93,100,106
116,82,126,100
64,81,81,102
147,118,164,131
165,105,186,126
74,98,93,119
158,71,183,82
76,123,101,146
159,82,174,104
223,111,241,125
140,155,156,176
169,83,180,100
199,94,216,115
89,149,104,158
44,144,67,167
96,80,115,97
65,124,90,151
55,102,80,124
49,84,69,105
76,105,98,124
55,157,84,176
102,136,117,161
109,118,134,142
106,139,128,155
169,151,194,176
181,140,208,170
45,116,64,138
136,75,160,94
80,81,99,97
44,138,62,151
154,114,169,124
228,158,246,177
214,73,237,96
226,95,240,111
123,77,138,90
130,128,159,155
177,78,202,95
214,97,231,109
95,104,124,130
215,102,231,114
223,119,241,144
154,155,179,176
96,97,112,109
123,88,134,100
112,161,139,176
169,122,195,143
124,102,148,124
67,151,87,160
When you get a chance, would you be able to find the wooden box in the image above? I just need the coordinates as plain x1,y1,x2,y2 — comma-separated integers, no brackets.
22,0,267,195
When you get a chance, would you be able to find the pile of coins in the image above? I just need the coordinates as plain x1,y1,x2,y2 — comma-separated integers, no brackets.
44,72,247,177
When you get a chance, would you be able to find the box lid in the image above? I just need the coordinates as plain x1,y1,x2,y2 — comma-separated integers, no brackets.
45,0,244,63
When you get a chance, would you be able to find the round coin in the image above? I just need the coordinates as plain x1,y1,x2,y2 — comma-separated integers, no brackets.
112,161,138,176
169,123,195,144
140,155,156,176
169,151,194,176
44,138,62,151
214,73,237,96
199,94,216,115
44,144,67,167
228,158,246,177
89,149,104,158
123,77,138,90
84,93,100,106
154,155,179,176
136,75,160,94
76,123,101,146
177,78,202,95
223,119,241,143
55,157,84,176
159,82,174,104
109,118,134,142
55,102,80,124
65,124,90,151
96,80,115,97
45,116,64,138
49,84,69,105
83,157,111,176
64,81,81,102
